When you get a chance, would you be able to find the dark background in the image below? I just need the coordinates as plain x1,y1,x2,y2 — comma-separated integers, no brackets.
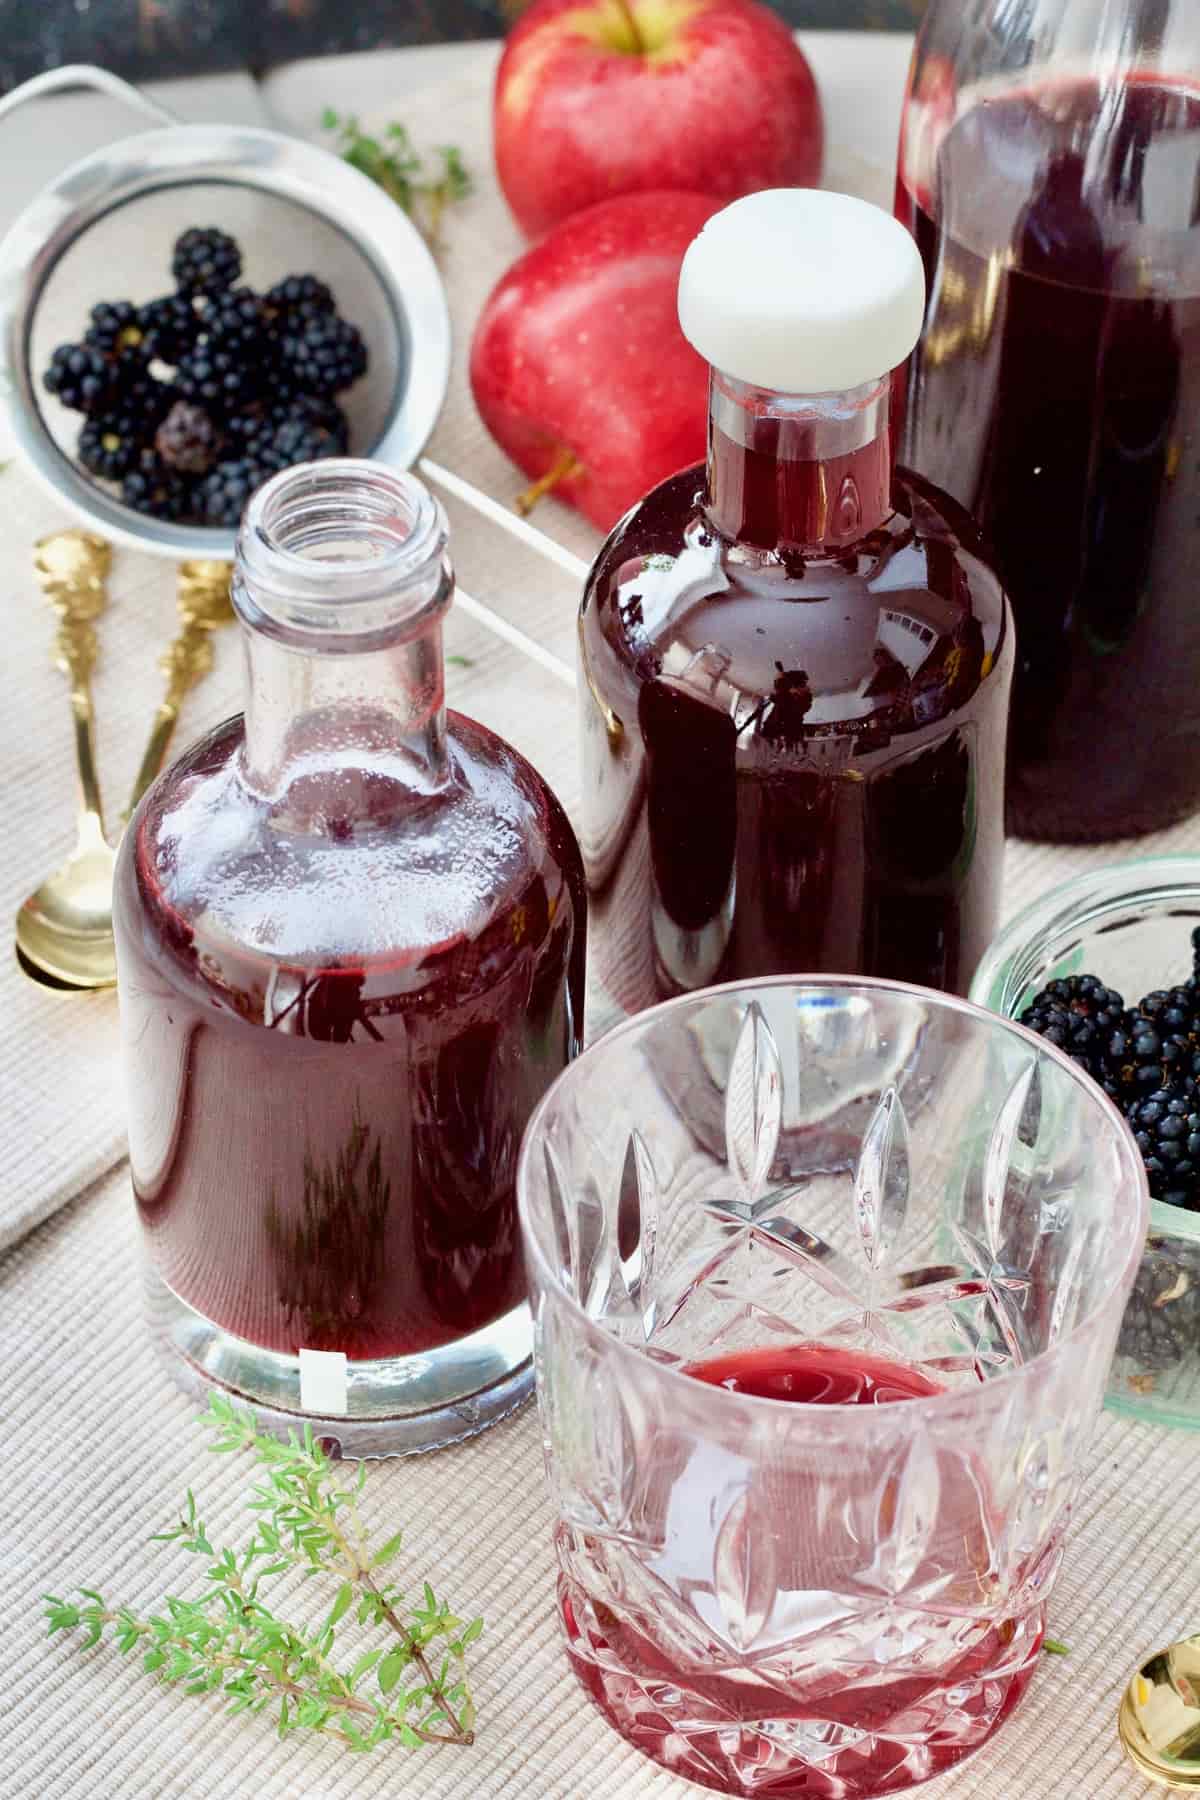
0,0,924,93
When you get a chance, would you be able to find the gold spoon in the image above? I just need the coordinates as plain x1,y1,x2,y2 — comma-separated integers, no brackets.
1120,1636,1200,1788
16,532,118,989
16,553,234,991
125,559,234,818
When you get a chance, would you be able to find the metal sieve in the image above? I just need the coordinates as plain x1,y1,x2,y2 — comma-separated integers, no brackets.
0,65,451,559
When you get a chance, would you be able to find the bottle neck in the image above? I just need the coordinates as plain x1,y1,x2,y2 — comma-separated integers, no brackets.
704,370,894,552
232,461,452,827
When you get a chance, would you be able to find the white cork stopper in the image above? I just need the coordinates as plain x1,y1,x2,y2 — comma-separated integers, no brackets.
677,188,927,393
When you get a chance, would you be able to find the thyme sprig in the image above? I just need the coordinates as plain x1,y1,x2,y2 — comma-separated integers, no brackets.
323,110,471,249
44,1395,480,1754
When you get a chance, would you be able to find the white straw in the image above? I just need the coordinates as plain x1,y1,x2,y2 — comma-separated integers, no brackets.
455,584,577,690
420,456,592,587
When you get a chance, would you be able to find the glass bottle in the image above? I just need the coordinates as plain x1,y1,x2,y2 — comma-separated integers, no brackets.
579,189,1012,1022
898,0,1200,841
113,461,586,1456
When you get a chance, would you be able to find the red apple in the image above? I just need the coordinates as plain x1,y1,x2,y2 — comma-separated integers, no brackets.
470,189,722,533
494,0,823,239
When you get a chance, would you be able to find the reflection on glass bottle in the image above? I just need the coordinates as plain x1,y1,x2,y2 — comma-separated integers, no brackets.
1080,274,1181,651
412,1019,524,1340
641,669,738,994
977,152,1109,766
265,1102,390,1351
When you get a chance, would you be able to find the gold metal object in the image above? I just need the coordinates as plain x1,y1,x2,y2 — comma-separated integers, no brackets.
1120,1638,1200,1788
125,559,233,817
17,548,232,992
16,531,119,989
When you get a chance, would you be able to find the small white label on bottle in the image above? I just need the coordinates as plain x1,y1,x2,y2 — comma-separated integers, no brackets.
299,1348,348,1416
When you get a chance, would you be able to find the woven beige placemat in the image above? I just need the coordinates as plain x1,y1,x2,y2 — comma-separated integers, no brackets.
0,1162,1190,1800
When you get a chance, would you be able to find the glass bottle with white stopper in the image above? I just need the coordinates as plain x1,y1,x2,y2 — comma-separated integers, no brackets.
578,188,1012,1021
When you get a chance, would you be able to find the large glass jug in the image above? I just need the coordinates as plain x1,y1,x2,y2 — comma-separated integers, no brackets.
897,0,1200,842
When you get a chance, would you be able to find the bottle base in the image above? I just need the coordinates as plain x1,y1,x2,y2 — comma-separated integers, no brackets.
145,1265,534,1458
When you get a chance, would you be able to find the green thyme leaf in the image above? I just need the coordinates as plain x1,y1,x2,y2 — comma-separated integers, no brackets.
41,1396,481,1754
322,109,471,250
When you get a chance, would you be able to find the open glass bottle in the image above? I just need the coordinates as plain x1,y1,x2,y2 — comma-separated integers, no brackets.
114,460,586,1454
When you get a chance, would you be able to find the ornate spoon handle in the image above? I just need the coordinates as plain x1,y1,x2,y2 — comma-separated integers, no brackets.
126,560,234,819
34,529,112,836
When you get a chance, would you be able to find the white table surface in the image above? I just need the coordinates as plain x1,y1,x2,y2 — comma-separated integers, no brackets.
1,31,1197,1800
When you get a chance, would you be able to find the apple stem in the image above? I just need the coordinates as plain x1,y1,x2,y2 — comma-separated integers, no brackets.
515,448,583,516
611,0,647,56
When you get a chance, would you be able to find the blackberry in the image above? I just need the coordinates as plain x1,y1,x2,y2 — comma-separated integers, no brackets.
200,285,271,359
138,293,200,364
120,448,195,522
1019,999,1104,1076
155,400,222,475
279,392,350,450
1158,986,1200,1040
1127,1084,1200,1204
1019,976,1125,1079
223,402,277,460
270,411,345,466
110,349,171,423
84,300,145,358
1108,1014,1200,1101
280,314,367,396
43,342,114,415
78,411,144,482
265,274,335,325
175,344,263,416
172,226,241,297
1022,975,1126,1030
197,455,275,528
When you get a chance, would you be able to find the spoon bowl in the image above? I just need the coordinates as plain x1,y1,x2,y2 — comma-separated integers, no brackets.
16,810,117,989
1120,1636,1200,1790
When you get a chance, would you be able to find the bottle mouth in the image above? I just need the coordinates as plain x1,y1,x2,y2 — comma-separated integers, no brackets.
235,459,450,651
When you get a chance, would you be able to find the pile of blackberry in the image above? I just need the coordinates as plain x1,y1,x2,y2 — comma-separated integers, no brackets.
1019,930,1200,1379
42,228,364,527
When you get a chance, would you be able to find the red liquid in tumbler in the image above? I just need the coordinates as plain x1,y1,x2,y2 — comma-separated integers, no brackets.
685,1340,944,1404
900,77,1200,840
559,1340,1039,1795
116,713,585,1361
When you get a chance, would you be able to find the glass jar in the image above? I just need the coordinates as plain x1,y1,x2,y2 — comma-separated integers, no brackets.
113,461,586,1455
579,189,1012,1022
971,856,1200,1430
898,1,1200,841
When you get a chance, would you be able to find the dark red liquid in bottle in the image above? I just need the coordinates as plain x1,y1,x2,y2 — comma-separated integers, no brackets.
900,77,1200,840
685,1341,944,1404
580,415,1011,1017
115,713,585,1363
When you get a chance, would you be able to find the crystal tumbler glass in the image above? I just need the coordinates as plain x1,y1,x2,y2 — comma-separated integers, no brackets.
517,978,1147,1798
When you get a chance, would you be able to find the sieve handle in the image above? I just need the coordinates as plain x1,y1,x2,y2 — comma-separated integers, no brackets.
0,64,177,130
